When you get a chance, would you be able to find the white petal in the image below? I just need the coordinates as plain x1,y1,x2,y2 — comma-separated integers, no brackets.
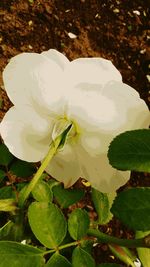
77,146,130,192
0,106,53,162
64,57,122,87
79,132,112,155
41,49,69,70
103,81,150,130
67,82,150,135
3,52,67,116
67,83,125,133
45,143,81,187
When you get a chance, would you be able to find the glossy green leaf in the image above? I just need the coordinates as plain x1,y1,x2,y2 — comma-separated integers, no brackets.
72,247,95,267
92,188,116,224
0,186,16,199
53,184,84,208
0,144,14,166
10,160,36,177
108,129,150,172
136,231,150,267
32,181,53,202
45,252,72,267
28,202,67,249
68,208,90,240
111,188,150,231
0,169,6,179
0,241,44,267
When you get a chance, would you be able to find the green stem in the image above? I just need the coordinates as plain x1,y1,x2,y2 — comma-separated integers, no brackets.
18,135,62,208
43,241,78,256
58,241,79,250
87,228,150,248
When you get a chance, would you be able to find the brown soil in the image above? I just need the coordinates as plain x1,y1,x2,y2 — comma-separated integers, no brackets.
0,0,150,265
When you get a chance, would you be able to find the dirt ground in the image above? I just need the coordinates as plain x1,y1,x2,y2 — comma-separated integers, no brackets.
0,0,150,265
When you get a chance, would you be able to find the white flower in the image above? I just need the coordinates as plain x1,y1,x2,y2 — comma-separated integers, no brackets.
0,49,149,192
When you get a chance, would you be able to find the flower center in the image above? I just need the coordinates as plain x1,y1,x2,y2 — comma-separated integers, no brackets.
52,117,79,143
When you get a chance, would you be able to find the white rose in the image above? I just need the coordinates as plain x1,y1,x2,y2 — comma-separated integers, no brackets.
0,49,149,192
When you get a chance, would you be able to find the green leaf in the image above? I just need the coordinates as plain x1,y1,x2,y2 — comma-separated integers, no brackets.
108,129,150,172
72,247,95,267
32,181,53,202
53,184,85,208
0,220,24,241
0,221,14,240
10,160,36,177
92,188,116,225
97,264,122,267
0,199,17,212
47,179,60,189
28,202,67,249
68,208,90,240
0,241,44,267
136,231,150,267
111,188,150,231
0,144,14,166
80,239,94,254
0,169,6,179
45,252,72,267
0,186,16,199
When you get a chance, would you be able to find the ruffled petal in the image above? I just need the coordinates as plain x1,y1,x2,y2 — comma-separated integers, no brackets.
0,106,54,162
45,143,81,187
67,82,150,135
102,81,150,130
64,57,122,87
79,132,112,155
3,52,67,116
41,49,69,70
67,83,125,133
77,146,130,193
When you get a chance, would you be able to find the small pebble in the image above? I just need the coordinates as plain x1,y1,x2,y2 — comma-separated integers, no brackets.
140,49,146,54
133,10,140,16
113,8,120,13
95,13,101,18
68,32,77,39
28,20,33,26
28,44,33,49
146,75,150,83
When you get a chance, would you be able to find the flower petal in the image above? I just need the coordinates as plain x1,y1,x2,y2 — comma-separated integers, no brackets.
0,106,53,162
67,82,150,134
64,57,122,87
41,49,69,70
3,52,67,116
45,143,81,188
103,81,150,130
77,146,130,193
